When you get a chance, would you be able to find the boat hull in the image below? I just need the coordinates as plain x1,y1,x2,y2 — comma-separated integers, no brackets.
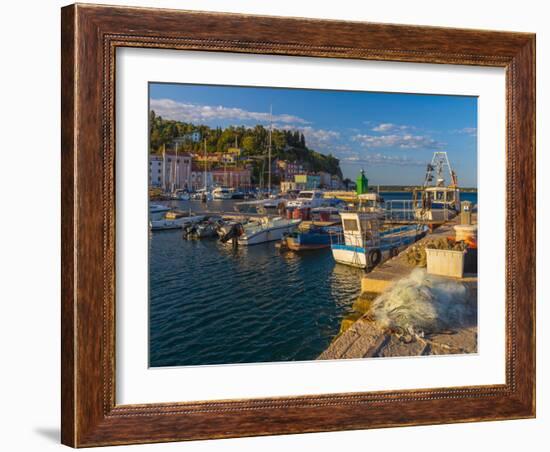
150,215,205,231
238,221,301,245
285,229,337,251
331,225,428,269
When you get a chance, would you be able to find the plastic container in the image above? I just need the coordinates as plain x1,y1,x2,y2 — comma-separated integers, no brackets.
425,248,466,278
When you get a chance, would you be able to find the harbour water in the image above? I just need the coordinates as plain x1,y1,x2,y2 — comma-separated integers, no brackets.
149,192,477,367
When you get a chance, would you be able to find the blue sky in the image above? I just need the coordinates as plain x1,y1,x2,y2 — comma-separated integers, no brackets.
149,83,478,186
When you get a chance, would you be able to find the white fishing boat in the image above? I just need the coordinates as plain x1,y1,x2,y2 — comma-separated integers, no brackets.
149,203,170,220
237,217,302,245
331,212,428,269
413,152,460,222
212,186,234,200
150,213,205,231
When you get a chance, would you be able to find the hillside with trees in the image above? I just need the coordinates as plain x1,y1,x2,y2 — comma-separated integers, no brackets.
149,111,343,180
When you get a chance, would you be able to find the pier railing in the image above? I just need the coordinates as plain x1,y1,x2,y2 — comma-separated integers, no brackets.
385,200,416,221
384,200,455,223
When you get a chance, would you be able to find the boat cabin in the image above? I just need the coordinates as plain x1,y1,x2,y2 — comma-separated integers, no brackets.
413,186,460,221
339,212,381,249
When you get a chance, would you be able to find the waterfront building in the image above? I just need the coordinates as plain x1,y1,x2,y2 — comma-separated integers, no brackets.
318,171,333,188
331,175,343,189
225,147,242,156
190,164,213,191
275,160,306,181
295,174,321,190
149,153,192,191
280,181,298,192
211,167,252,189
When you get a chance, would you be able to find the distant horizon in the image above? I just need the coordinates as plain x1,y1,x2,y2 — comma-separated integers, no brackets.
150,82,478,187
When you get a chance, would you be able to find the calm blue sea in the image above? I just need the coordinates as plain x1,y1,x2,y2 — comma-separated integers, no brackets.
149,191,477,367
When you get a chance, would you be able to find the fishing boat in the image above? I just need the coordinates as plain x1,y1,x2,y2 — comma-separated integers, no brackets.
212,186,234,200
413,152,460,222
331,212,428,269
149,212,205,231
149,203,171,220
284,224,342,251
235,217,302,246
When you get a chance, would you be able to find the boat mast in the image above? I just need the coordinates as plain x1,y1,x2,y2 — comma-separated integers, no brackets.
173,142,178,193
268,104,272,194
203,137,207,191
162,143,166,192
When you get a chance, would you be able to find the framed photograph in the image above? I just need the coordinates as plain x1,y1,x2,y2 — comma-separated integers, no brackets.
61,3,535,447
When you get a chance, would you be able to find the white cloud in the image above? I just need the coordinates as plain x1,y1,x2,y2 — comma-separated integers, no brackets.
343,153,426,167
150,98,310,125
352,133,444,150
270,124,341,149
300,126,340,145
456,127,477,136
371,123,412,133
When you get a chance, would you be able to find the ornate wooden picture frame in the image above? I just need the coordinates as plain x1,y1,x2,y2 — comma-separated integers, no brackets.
61,3,535,447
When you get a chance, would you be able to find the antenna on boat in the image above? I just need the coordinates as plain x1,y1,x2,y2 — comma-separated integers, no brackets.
424,151,455,187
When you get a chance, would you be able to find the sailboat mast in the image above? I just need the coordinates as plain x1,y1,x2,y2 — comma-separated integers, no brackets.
162,143,166,192
268,104,272,194
173,143,178,193
203,138,207,191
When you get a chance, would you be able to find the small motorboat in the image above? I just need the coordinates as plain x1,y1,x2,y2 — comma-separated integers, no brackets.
236,217,302,246
283,224,342,251
182,217,222,240
149,203,171,221
170,189,191,201
212,187,234,200
150,212,205,231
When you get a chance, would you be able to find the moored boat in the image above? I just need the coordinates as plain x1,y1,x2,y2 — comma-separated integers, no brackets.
149,203,171,221
413,152,461,222
286,189,325,209
284,225,342,251
331,212,428,269
182,219,220,239
150,213,205,231
212,186,234,200
231,190,245,200
236,217,302,246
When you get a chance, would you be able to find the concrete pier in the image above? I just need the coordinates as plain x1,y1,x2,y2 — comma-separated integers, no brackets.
319,215,478,360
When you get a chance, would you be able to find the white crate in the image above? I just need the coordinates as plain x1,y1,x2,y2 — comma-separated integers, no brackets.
425,248,466,278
